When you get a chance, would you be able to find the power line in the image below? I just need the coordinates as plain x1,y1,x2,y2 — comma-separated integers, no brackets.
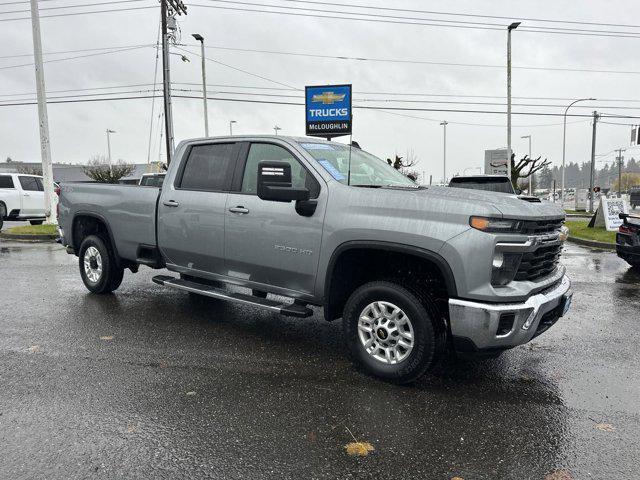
188,1,640,39
0,45,152,70
0,0,153,15
274,0,640,30
0,4,156,21
0,43,154,59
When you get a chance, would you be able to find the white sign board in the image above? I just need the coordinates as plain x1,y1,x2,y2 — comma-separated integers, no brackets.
484,149,508,175
574,189,588,211
593,196,629,231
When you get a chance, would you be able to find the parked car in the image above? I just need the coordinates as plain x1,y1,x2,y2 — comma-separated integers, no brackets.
138,173,166,187
58,136,571,383
617,213,640,268
0,173,58,231
630,186,640,209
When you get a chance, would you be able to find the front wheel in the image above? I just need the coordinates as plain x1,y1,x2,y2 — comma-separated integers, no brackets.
342,281,445,384
78,235,124,294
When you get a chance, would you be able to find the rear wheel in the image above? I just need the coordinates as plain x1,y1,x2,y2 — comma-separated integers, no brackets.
342,280,445,384
29,220,44,225
0,202,5,231
78,235,124,294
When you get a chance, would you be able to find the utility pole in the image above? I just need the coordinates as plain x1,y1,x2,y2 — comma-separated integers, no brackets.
160,0,187,165
274,125,281,135
229,120,236,135
589,111,599,212
617,148,626,197
506,22,520,184
440,121,448,183
29,0,56,225
106,129,115,173
561,98,594,203
191,33,208,137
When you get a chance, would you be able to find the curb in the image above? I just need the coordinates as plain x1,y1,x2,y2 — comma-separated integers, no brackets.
0,233,59,243
567,236,616,251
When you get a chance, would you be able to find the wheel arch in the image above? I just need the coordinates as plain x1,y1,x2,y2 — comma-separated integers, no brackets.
71,212,121,266
323,241,457,321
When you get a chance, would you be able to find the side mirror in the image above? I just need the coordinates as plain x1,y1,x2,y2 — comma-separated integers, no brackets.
257,161,310,202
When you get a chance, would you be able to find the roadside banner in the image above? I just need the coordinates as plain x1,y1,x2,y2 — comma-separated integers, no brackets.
593,196,629,231
575,189,588,211
305,84,352,139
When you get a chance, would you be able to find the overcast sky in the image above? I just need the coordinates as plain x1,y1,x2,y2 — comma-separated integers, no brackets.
1,0,639,182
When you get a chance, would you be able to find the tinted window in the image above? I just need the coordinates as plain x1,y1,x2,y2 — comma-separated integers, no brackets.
242,143,319,198
0,176,14,188
19,176,40,192
179,144,235,191
449,177,514,194
35,178,44,191
140,175,165,187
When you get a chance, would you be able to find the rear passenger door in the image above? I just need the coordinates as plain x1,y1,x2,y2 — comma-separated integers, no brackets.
157,142,240,275
17,176,44,216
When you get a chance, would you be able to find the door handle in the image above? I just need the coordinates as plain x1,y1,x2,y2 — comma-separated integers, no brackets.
229,206,249,214
163,200,179,207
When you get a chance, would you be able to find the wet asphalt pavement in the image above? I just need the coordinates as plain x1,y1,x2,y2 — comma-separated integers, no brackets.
0,241,638,480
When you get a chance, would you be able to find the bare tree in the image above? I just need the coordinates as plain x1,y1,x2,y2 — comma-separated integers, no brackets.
16,164,43,175
387,154,417,170
82,155,135,183
510,153,551,188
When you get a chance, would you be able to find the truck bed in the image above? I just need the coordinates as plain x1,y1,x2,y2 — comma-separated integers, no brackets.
59,183,159,261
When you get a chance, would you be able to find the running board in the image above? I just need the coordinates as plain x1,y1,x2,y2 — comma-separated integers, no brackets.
152,275,313,318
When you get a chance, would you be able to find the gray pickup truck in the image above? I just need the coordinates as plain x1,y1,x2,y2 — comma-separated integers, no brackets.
58,135,572,383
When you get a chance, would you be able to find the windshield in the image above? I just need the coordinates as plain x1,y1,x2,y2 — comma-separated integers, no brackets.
449,177,514,194
300,142,416,187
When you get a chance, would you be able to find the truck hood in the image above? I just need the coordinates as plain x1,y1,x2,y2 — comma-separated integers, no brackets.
424,186,565,220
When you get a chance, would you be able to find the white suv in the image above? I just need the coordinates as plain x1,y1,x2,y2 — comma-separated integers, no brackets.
0,173,58,230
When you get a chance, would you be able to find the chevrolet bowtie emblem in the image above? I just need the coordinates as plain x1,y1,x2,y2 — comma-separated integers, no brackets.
311,91,346,104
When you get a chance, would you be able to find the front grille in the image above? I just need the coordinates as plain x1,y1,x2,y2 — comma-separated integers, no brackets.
521,218,564,235
514,243,562,282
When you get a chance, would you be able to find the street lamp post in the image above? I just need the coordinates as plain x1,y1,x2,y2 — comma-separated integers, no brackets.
274,125,281,135
191,33,209,137
507,22,520,185
106,129,115,173
440,121,448,183
229,120,236,136
521,134,532,194
561,98,595,204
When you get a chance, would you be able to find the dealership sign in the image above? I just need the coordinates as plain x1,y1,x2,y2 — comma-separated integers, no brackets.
305,84,352,138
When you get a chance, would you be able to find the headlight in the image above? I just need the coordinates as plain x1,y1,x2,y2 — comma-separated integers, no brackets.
470,216,523,233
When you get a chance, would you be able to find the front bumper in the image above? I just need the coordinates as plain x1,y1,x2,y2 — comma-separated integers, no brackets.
448,274,571,353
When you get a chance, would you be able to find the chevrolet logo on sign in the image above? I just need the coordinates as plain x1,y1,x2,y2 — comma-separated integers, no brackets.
311,91,346,105
305,84,352,139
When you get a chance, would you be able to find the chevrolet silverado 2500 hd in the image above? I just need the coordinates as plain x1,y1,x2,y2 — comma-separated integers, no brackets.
58,136,572,383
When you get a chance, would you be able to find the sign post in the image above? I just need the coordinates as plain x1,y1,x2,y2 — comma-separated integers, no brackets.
305,85,352,139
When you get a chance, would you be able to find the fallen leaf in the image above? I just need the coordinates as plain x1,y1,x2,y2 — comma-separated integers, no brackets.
451,477,465,480
27,345,40,353
99,336,114,341
125,423,138,433
158,360,169,369
595,423,615,432
345,442,374,456
307,431,317,441
186,391,196,396
544,469,573,480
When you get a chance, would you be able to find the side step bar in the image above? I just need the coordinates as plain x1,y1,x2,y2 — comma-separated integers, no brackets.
152,275,313,318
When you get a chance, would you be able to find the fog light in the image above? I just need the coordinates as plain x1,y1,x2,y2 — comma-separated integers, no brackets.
522,308,536,330
491,252,522,286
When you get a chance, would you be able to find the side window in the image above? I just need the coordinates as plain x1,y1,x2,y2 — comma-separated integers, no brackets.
241,143,320,198
35,178,44,191
178,143,236,191
18,176,40,192
0,176,14,189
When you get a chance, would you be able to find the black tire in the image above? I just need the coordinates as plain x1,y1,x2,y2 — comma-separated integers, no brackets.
29,220,44,226
0,202,5,231
342,280,445,384
78,235,124,294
